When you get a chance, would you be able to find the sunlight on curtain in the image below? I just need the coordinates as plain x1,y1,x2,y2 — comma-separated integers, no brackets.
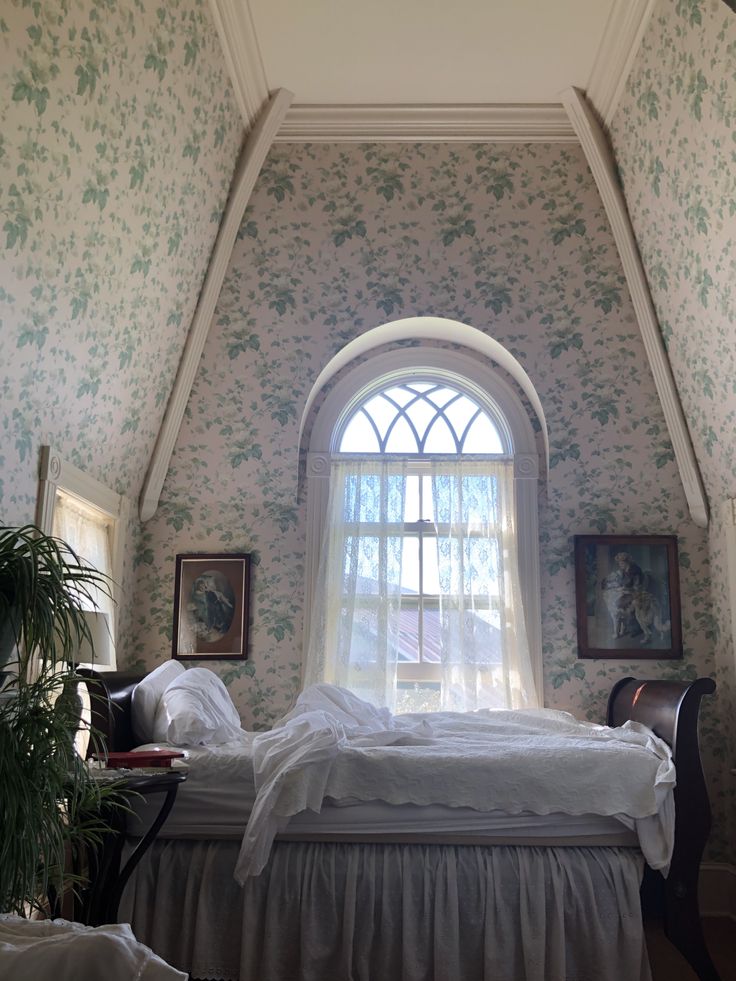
306,457,538,713
431,459,538,710
305,459,407,709
52,490,116,645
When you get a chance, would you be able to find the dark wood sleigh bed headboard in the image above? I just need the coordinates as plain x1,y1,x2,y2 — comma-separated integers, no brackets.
78,668,145,754
79,669,720,980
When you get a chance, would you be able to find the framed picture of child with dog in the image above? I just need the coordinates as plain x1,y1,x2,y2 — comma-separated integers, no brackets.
574,535,682,659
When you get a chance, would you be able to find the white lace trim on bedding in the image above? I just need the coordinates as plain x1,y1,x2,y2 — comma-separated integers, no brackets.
235,684,675,880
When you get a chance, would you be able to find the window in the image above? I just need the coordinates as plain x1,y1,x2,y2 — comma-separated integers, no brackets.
304,349,542,713
37,446,127,669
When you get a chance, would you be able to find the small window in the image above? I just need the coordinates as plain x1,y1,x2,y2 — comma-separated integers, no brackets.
37,447,127,669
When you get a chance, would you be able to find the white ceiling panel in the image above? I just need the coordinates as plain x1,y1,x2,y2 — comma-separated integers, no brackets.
248,0,617,104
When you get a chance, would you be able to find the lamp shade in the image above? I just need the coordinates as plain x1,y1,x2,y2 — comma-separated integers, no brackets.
75,610,114,668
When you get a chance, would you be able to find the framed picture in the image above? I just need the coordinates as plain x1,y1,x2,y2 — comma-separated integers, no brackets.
574,535,682,659
172,553,251,660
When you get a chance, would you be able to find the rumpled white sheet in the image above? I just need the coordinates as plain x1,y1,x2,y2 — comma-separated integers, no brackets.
235,684,675,880
0,915,187,981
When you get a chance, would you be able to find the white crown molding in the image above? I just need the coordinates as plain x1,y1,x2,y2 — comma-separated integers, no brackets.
586,0,658,128
561,86,708,528
208,0,270,127
139,88,294,523
274,103,577,143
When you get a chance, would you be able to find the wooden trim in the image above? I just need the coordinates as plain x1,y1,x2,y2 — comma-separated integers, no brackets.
585,0,658,129
275,103,576,143
561,87,709,528
700,863,736,921
138,88,294,522
724,499,736,669
207,0,269,127
299,318,550,477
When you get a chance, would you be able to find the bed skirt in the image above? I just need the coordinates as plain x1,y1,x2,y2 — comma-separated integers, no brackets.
119,840,651,981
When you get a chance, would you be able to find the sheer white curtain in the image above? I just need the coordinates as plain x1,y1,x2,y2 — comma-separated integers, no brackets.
305,457,538,713
52,490,115,630
305,459,407,710
431,459,538,710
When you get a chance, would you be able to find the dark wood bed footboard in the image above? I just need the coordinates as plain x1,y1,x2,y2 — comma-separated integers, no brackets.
607,676,719,981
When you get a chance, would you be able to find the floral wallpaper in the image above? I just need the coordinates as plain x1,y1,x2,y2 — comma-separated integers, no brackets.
610,0,736,862
132,137,730,854
0,0,243,641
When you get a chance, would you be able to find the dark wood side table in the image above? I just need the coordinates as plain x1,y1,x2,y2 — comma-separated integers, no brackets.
77,768,187,926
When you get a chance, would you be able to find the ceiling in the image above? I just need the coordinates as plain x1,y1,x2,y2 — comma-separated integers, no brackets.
248,0,616,106
209,0,655,138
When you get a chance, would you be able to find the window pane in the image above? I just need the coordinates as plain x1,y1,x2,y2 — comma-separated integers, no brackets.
396,608,420,662
362,395,397,442
424,386,458,409
423,416,456,453
462,413,504,453
403,396,436,446
422,540,441,594
382,385,414,407
400,536,420,594
340,411,380,452
421,476,434,520
395,682,441,714
345,534,404,589
404,475,421,522
444,396,479,440
421,607,441,662
385,415,419,452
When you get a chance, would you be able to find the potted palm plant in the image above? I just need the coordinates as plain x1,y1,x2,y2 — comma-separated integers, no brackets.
0,524,117,914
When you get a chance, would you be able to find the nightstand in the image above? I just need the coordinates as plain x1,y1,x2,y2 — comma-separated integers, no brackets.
77,768,187,926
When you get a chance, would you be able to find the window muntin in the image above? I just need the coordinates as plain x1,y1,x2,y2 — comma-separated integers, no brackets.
304,347,542,715
339,381,505,456
337,382,507,702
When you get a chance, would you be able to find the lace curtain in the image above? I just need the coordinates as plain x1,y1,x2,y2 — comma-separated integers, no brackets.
304,459,407,709
52,490,115,628
305,458,538,712
430,459,537,710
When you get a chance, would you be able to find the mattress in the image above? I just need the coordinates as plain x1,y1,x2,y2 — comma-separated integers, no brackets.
126,742,639,846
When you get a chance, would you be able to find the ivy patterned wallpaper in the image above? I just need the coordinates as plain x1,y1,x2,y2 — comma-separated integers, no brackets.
132,139,730,855
0,0,243,638
610,0,736,861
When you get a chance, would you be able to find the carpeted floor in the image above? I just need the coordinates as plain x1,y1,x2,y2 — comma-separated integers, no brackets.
647,917,736,980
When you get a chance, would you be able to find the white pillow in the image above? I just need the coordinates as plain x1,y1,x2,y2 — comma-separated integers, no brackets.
131,660,185,743
152,667,244,746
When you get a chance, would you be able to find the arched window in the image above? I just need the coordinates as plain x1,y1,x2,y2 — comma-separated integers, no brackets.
304,348,542,713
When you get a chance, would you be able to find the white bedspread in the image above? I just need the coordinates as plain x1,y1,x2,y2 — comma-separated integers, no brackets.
235,684,675,880
0,915,186,981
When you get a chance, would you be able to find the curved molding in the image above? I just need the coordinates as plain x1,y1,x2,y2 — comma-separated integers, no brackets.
275,103,576,143
298,318,550,475
561,87,708,528
585,0,657,128
208,0,269,127
307,348,538,462
139,88,294,523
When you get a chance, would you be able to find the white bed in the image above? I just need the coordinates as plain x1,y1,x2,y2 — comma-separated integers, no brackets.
109,679,683,981
127,742,643,846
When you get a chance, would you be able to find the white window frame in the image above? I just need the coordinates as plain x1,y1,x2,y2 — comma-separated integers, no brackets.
36,445,128,668
305,348,543,698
